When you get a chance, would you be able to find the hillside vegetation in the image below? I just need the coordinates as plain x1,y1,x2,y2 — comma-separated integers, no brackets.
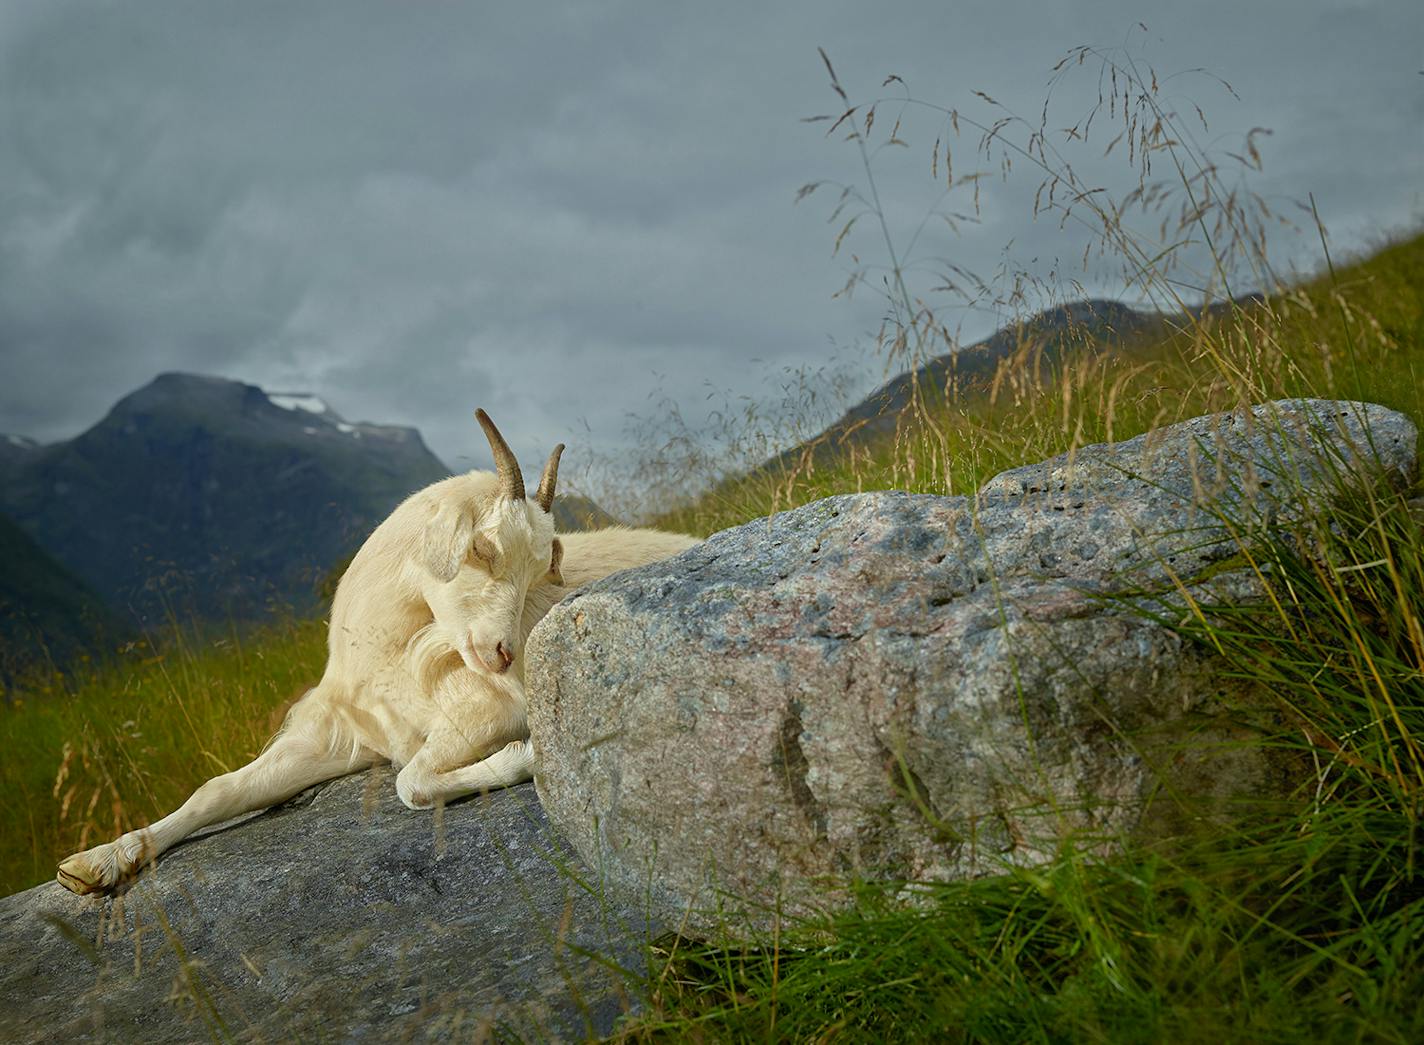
0,620,326,894
654,230,1424,538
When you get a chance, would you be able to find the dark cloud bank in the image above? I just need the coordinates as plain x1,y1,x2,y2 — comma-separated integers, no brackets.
1,0,1419,488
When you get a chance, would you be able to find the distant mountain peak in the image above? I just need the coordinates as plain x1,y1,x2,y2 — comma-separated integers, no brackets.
102,373,434,451
112,371,260,420
258,389,432,444
264,389,367,438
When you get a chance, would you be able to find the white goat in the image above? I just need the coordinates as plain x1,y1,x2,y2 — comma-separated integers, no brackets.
57,411,699,895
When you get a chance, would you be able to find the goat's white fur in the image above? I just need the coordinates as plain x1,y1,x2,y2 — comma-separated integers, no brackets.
56,426,699,895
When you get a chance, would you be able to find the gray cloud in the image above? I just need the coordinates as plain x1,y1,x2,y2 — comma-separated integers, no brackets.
0,0,1419,484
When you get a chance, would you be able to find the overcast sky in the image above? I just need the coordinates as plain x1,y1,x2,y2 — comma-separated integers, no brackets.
1,1,1419,490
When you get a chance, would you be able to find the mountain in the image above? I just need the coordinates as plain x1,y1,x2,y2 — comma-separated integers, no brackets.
1,374,452,626
0,512,131,693
2,374,622,635
774,299,1161,469
0,435,39,484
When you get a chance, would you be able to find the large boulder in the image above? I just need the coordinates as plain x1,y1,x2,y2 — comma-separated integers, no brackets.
0,775,653,1041
527,400,1417,932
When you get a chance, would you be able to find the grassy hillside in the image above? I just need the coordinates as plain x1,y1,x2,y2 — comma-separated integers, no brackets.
655,230,1424,538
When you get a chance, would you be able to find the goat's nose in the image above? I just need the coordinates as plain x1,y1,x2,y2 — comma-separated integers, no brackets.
495,641,513,672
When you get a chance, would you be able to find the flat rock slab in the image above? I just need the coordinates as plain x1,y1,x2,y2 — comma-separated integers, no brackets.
0,775,651,1042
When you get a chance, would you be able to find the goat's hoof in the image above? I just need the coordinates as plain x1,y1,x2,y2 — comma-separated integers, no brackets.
57,852,107,895
397,785,433,811
57,844,126,896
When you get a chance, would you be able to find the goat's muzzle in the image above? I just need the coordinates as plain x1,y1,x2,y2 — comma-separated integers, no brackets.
467,641,514,675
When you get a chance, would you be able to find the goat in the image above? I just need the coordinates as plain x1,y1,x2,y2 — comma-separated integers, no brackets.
56,410,700,895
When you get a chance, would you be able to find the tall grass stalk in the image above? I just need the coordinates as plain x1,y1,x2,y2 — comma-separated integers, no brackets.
633,33,1420,537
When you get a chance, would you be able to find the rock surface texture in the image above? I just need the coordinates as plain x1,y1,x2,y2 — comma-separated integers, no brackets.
0,775,649,1041
527,400,1418,931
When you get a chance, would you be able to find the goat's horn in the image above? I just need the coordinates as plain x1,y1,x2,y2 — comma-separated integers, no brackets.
475,409,525,501
535,444,563,513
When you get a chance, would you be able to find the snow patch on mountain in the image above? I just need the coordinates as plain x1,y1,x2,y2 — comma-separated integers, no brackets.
265,390,368,439
268,393,331,416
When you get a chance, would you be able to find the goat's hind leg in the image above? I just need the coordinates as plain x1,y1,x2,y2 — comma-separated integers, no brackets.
57,697,374,895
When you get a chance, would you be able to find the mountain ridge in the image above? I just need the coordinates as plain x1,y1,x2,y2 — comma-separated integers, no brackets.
773,298,1162,470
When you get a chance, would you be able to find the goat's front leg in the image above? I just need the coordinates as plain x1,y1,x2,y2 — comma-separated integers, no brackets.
396,728,535,810
57,709,373,895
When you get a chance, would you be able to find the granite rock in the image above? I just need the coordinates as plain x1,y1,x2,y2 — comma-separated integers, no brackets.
526,400,1417,932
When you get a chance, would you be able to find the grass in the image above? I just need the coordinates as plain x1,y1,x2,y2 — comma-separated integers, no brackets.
2,32,1422,1044
0,618,326,895
620,472,1424,1043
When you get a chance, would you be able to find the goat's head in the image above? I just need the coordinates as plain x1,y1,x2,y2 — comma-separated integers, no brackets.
418,409,564,676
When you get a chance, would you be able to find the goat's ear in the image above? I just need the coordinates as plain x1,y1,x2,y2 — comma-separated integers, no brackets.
422,502,475,582
548,537,564,586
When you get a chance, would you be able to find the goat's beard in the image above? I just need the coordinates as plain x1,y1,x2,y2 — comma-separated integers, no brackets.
406,622,468,695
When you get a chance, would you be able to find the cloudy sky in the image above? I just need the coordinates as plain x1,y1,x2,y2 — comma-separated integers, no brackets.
1,0,1419,487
